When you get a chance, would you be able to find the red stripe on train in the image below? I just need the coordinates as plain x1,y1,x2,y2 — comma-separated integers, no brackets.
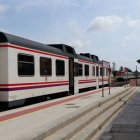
0,81,69,87
0,83,69,91
0,44,68,59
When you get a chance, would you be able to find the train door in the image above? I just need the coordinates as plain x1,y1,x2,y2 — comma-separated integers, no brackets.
69,58,74,94
96,66,99,88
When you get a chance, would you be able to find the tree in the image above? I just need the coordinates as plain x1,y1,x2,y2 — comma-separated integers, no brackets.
119,66,123,71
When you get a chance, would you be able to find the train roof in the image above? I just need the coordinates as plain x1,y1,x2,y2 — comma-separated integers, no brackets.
77,54,93,62
80,53,99,63
0,32,66,57
90,54,99,62
0,32,109,64
48,44,77,58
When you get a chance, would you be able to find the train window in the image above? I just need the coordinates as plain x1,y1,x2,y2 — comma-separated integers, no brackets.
96,66,99,76
85,65,89,76
106,68,108,76
18,54,34,76
56,60,65,76
92,66,95,76
103,68,105,76
100,67,102,76
104,68,105,76
40,57,52,76
78,64,83,76
74,63,79,76
100,67,105,76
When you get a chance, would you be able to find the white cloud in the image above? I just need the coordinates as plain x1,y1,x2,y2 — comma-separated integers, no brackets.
121,32,140,47
127,19,140,28
59,0,80,7
71,40,84,48
70,40,91,49
87,15,124,32
0,4,8,14
69,20,85,37
16,0,80,11
16,0,44,11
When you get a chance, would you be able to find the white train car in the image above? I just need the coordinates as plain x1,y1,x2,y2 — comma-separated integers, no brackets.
48,44,79,95
77,54,98,92
0,32,77,107
116,71,135,81
79,54,110,89
0,32,110,108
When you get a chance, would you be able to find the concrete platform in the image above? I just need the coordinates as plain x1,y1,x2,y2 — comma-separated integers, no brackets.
0,87,130,140
101,89,140,140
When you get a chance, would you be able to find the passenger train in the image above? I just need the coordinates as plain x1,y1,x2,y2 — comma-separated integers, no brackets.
114,69,134,81
0,32,110,107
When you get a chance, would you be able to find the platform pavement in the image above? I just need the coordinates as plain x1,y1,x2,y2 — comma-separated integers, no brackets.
0,87,130,140
101,88,140,140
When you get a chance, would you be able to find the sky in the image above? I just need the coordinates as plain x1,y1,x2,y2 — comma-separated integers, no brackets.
0,0,140,71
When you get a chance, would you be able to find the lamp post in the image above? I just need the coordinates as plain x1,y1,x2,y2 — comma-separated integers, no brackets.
137,59,140,64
